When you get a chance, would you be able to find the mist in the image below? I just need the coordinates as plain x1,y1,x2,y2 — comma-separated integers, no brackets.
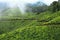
2,0,39,14
0,0,58,14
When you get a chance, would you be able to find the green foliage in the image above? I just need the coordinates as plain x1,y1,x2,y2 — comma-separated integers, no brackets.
48,16,60,24
0,20,34,34
43,11,60,24
26,2,47,14
0,11,60,34
49,1,60,12
0,2,60,40
0,26,60,40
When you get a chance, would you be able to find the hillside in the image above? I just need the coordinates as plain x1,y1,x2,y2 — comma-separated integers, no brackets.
0,11,60,40
0,25,60,40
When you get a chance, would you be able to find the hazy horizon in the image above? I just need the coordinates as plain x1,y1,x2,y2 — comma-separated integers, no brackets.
0,0,58,14
0,0,58,6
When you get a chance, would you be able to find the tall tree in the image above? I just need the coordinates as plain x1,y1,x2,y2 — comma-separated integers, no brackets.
50,1,60,12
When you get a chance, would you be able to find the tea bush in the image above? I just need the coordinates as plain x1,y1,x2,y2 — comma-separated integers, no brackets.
0,26,60,40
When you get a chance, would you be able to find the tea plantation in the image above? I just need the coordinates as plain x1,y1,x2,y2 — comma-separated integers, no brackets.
0,11,60,40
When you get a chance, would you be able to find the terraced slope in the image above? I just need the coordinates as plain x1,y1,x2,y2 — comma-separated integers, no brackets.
0,20,36,34
0,11,60,40
0,25,60,40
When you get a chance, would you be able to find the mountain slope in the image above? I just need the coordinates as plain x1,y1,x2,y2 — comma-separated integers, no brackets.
0,11,60,40
0,25,60,40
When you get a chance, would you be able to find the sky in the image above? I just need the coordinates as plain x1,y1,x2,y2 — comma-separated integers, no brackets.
0,0,58,5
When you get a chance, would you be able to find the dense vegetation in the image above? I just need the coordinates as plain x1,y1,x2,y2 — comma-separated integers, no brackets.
0,25,60,40
0,1,60,40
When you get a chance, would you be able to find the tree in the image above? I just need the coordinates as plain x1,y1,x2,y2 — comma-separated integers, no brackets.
50,1,60,12
26,2,47,14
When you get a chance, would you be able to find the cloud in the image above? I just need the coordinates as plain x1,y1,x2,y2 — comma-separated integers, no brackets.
0,0,38,3
0,0,58,13
42,0,58,5
0,0,58,5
